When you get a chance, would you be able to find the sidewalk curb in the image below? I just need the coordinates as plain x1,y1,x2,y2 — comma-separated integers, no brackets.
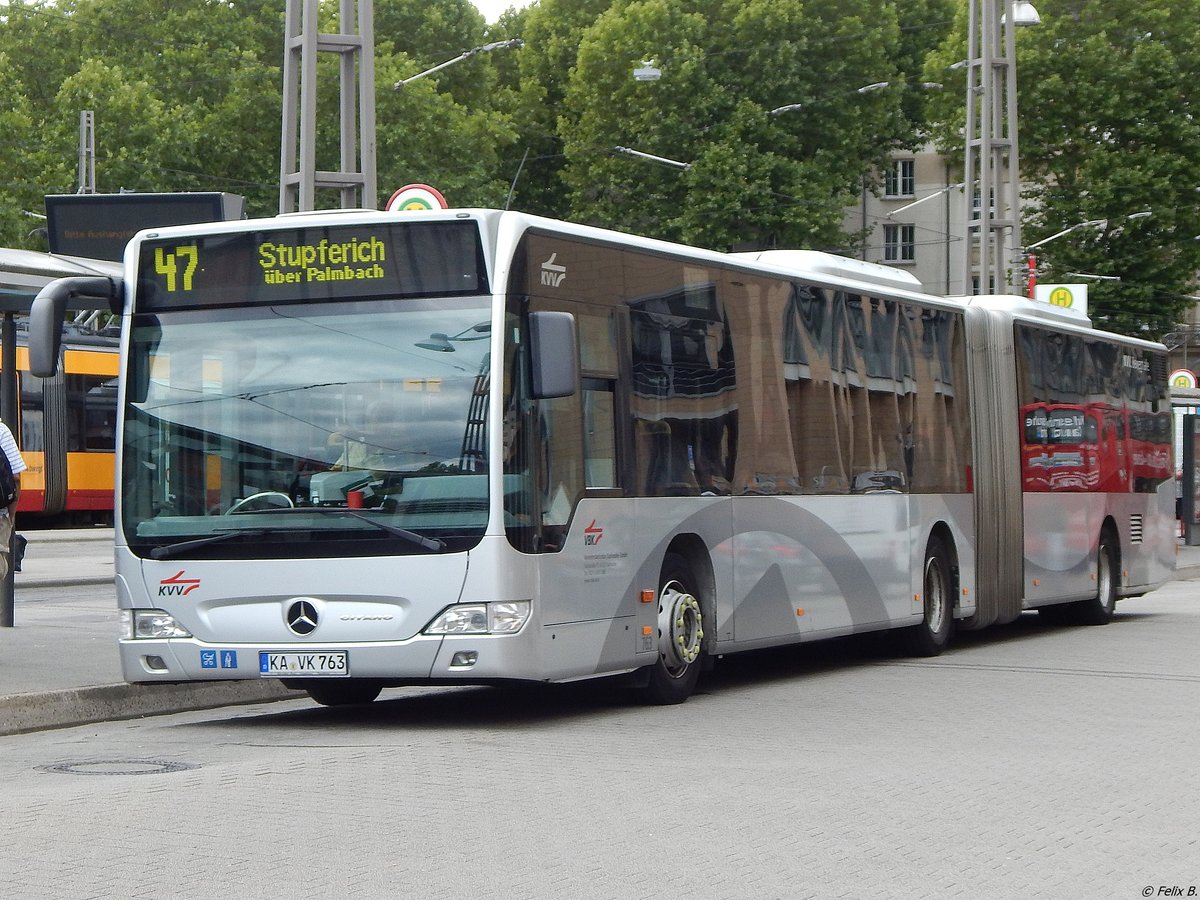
16,576,115,589
2,560,1194,738
0,679,295,736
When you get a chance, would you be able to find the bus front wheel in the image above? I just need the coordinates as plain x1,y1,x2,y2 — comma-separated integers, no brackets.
640,553,706,705
303,680,383,707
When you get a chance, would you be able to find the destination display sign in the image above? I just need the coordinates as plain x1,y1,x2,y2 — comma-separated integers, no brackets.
135,220,487,310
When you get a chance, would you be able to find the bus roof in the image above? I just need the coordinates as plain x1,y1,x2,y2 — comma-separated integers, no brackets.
122,209,1163,352
962,292,1167,352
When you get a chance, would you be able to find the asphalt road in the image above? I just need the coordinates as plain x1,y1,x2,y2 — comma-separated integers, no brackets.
1,577,1197,899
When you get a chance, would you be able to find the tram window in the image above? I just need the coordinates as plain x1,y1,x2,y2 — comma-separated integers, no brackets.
19,372,44,452
67,375,117,451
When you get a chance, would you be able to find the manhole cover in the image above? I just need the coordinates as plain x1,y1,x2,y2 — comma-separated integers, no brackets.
38,759,200,776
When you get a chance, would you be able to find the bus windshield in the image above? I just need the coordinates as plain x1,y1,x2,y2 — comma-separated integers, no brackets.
121,297,493,557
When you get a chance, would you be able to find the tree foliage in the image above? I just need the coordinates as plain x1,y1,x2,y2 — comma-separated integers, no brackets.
0,0,1194,336
926,0,1200,336
0,0,517,240
0,0,285,239
556,0,914,251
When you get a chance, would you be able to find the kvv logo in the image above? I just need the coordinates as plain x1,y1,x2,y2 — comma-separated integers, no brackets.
159,570,202,597
540,253,567,288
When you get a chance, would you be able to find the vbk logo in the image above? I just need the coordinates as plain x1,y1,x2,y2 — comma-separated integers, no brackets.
584,519,603,546
540,252,567,287
159,570,202,597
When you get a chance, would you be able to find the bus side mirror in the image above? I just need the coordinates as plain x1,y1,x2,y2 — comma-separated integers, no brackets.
528,310,578,399
28,276,119,377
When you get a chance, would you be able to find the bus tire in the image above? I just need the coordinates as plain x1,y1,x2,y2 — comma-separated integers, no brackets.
1037,602,1075,625
1076,529,1119,625
304,680,383,707
902,535,954,656
639,553,706,705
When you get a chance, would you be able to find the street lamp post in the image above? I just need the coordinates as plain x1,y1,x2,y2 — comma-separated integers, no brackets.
612,146,692,170
768,80,897,117
1021,212,1149,296
393,39,524,89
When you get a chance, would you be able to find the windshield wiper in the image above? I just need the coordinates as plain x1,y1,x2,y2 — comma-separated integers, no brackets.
218,506,447,552
149,527,269,560
313,508,447,552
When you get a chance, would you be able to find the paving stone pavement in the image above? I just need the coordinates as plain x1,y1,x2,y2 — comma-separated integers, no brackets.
0,575,1198,898
2,529,1199,737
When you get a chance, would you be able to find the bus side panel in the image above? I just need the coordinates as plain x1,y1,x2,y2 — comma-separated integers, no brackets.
1125,481,1176,593
729,495,911,641
532,496,720,681
1023,486,1174,604
1022,493,1099,604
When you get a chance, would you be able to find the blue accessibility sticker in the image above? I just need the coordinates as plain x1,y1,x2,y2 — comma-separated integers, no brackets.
220,650,238,669
200,649,218,669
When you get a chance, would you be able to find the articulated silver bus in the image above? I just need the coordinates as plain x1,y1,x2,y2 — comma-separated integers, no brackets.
30,209,1176,705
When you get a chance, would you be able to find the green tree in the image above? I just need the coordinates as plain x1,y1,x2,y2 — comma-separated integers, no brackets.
373,0,519,209
892,0,956,130
0,50,42,247
504,0,616,218
926,0,1200,336
375,0,490,107
0,0,285,240
559,0,910,250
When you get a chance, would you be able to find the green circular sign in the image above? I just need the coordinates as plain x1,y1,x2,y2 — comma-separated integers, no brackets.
1048,287,1074,308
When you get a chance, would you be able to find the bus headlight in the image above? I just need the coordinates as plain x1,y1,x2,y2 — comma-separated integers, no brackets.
488,601,531,634
425,601,530,635
126,609,193,639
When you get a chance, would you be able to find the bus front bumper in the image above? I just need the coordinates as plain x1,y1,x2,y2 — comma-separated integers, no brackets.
120,630,544,685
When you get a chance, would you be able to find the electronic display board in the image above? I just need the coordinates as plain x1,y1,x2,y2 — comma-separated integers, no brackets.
45,192,244,261
135,220,487,310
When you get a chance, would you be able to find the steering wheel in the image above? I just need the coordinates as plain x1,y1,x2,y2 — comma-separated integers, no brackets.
226,491,295,514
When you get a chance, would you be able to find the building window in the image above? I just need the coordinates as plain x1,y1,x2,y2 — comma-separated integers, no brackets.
971,188,996,219
971,275,998,294
884,224,915,262
884,159,915,198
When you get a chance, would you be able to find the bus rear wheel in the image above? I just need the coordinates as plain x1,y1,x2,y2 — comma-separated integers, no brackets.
303,680,383,707
901,536,954,656
639,553,706,705
1076,529,1119,625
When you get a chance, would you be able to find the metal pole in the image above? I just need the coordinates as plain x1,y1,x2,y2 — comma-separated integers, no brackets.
963,0,1025,294
1003,0,1023,288
1,312,17,627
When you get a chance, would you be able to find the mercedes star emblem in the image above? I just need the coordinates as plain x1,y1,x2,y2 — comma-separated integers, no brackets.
286,600,319,636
